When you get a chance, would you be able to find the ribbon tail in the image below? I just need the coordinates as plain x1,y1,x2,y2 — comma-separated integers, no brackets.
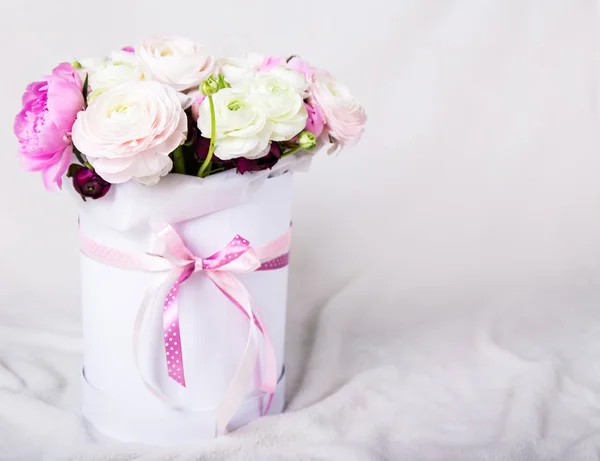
209,272,260,434
249,307,277,415
215,285,277,414
133,268,183,403
163,265,194,387
208,275,278,416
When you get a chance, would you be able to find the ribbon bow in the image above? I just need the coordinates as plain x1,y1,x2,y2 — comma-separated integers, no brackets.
80,224,290,434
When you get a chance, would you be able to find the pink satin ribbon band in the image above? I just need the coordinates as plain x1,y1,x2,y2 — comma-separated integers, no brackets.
79,224,291,434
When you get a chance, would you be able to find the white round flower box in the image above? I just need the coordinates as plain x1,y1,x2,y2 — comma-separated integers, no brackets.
77,161,299,445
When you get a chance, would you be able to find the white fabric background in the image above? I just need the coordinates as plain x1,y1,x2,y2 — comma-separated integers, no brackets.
1,1,599,460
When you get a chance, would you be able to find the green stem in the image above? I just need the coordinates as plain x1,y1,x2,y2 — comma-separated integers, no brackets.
281,145,302,158
73,145,94,171
173,146,185,174
73,145,85,164
198,94,216,178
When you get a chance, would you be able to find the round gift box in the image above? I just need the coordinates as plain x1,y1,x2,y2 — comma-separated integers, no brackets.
79,172,293,445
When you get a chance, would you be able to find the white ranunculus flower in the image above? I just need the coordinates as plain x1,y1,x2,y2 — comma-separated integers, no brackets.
87,61,146,101
217,53,263,85
244,71,308,141
110,49,138,65
77,57,108,72
72,81,187,185
77,50,146,101
267,65,310,97
75,57,106,86
197,88,272,160
137,36,216,91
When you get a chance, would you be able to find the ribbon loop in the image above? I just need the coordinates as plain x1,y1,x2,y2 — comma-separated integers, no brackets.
155,226,268,389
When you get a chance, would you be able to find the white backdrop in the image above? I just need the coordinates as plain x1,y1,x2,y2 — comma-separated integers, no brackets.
1,1,600,459
0,1,598,312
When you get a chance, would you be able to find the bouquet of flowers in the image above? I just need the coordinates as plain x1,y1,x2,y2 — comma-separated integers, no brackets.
14,36,366,198
13,36,366,445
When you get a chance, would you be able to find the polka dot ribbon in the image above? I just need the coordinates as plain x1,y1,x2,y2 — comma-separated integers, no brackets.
80,224,291,433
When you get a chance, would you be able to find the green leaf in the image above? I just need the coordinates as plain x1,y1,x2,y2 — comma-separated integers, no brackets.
66,163,82,178
217,75,231,89
72,144,86,165
172,145,186,174
82,73,89,106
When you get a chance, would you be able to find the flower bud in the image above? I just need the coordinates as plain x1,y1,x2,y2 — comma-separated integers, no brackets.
217,75,231,89
298,130,317,150
71,61,83,69
68,164,111,201
200,76,220,96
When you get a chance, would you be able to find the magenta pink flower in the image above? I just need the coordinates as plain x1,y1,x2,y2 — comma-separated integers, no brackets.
13,63,84,190
304,102,325,137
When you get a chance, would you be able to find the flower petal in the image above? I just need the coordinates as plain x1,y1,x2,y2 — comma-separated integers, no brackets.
46,78,85,132
21,81,47,105
40,144,73,191
51,62,83,87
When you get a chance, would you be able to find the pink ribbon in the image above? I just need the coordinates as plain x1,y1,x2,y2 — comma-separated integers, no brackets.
80,224,291,434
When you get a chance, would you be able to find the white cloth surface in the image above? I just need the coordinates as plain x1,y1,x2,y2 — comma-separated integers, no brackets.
5,273,600,461
1,0,600,460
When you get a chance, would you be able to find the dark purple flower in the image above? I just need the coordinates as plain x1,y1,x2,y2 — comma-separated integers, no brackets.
194,135,234,172
186,110,199,146
67,164,111,201
235,143,282,174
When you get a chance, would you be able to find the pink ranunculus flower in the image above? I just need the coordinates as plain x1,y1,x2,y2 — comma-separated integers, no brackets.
13,62,85,190
137,36,216,91
187,89,206,121
259,55,314,82
309,70,366,146
71,81,187,186
304,102,325,137
258,56,286,72
286,56,313,82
